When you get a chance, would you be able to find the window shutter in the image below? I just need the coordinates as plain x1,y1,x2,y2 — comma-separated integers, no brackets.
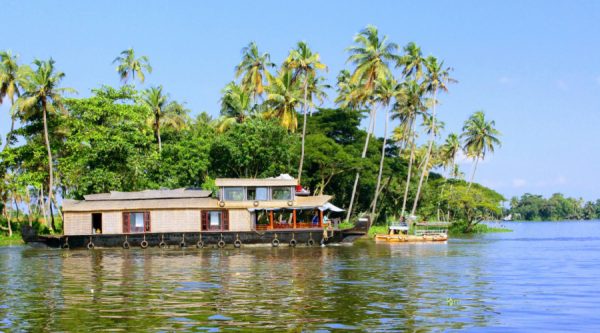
144,211,151,232
222,210,229,231
122,212,130,233
201,210,208,231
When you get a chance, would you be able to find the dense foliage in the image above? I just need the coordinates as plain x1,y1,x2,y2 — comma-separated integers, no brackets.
508,193,600,221
0,25,505,237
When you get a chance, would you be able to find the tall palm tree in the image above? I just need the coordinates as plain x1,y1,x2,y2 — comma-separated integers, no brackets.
344,25,399,222
141,86,172,152
284,41,327,183
392,80,427,219
441,133,461,178
371,77,403,215
411,56,455,216
216,82,254,132
17,59,75,232
398,42,425,80
461,111,501,187
0,51,28,151
235,42,275,101
264,70,302,131
113,48,152,84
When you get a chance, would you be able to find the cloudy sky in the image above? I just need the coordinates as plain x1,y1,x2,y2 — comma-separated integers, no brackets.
2,0,600,200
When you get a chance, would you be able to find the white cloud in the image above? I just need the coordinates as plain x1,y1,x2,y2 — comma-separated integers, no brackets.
512,178,527,188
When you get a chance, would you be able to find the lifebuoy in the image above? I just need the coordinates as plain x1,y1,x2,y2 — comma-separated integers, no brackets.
159,241,167,249
307,239,315,247
140,240,148,249
62,243,70,249
87,242,95,250
218,240,226,248
123,241,130,249
234,239,242,248
196,240,205,248
272,238,280,247
287,200,294,206
179,241,186,248
289,239,297,247
253,200,259,207
219,201,226,207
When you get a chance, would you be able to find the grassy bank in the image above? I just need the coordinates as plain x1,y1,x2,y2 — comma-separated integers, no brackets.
0,234,24,246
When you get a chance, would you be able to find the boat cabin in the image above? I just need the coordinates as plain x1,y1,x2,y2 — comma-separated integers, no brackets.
62,176,339,236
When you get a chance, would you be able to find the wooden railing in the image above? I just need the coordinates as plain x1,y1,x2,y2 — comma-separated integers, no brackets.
255,223,321,230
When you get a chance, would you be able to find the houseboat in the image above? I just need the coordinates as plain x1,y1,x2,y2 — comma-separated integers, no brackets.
23,176,367,249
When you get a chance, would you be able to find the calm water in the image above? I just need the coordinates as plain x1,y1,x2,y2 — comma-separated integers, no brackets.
1,221,600,332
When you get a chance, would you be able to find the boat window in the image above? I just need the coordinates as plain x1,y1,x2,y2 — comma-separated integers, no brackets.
202,210,229,231
223,187,244,201
122,211,150,233
272,187,292,200
247,187,269,201
92,213,102,234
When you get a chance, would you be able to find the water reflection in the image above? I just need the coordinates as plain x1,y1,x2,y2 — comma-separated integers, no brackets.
0,241,500,332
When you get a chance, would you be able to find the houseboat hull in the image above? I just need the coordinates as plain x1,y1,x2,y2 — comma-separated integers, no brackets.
23,227,366,249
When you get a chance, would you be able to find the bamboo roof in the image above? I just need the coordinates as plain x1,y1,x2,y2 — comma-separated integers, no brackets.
83,188,212,201
215,178,297,187
63,195,333,212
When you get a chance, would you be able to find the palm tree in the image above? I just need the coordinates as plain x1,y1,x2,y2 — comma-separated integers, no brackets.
392,80,427,219
113,48,152,84
441,133,461,178
411,56,455,217
235,42,275,101
264,70,302,131
461,111,501,187
344,25,399,222
141,86,170,152
17,59,75,232
398,42,424,80
371,77,403,215
284,41,327,183
215,82,254,133
0,50,28,150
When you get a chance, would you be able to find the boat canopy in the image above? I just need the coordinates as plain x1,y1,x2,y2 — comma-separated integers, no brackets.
247,202,344,213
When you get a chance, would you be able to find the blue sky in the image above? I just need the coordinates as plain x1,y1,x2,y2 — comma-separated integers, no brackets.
2,0,600,201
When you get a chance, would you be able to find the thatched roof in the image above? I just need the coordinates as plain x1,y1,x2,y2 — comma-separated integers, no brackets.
63,195,333,213
215,177,297,187
83,188,212,201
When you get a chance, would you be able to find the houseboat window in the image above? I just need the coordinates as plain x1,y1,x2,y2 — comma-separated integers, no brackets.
247,187,269,201
92,213,102,234
223,187,244,201
202,210,229,231
130,212,146,233
210,211,222,227
272,187,292,200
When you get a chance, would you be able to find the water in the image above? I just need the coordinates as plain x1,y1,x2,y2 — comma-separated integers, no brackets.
1,221,599,332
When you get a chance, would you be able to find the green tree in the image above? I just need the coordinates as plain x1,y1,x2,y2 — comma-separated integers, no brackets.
284,41,327,183
264,70,303,131
344,25,398,222
461,111,501,187
235,42,275,101
441,181,504,232
0,50,28,150
16,59,75,231
140,86,188,152
216,81,254,132
411,56,454,216
113,48,152,84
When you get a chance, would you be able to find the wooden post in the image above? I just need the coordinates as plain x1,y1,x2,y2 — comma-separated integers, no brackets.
269,210,274,230
293,210,297,229
319,210,323,228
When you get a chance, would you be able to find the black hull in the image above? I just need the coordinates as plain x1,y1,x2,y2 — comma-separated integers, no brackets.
24,229,366,249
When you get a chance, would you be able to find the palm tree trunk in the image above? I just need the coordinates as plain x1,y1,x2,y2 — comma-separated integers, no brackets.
2,95,18,151
156,116,162,153
400,118,417,219
411,89,438,216
468,156,480,188
39,187,48,226
41,99,55,233
297,78,309,183
372,105,390,216
345,104,377,222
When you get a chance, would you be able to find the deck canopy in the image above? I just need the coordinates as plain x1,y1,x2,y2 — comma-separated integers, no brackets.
215,178,297,187
83,188,212,201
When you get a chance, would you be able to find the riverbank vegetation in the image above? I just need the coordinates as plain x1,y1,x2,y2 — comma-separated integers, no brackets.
508,193,600,221
0,25,504,238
